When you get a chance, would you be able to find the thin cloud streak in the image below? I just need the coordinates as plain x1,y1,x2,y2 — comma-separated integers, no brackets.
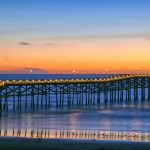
45,42,55,46
35,32,150,41
0,67,49,74
19,42,32,46
23,67,49,74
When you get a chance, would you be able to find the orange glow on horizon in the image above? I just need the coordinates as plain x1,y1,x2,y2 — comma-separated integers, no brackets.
0,38,150,73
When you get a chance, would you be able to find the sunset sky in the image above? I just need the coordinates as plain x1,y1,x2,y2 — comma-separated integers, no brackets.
0,0,150,74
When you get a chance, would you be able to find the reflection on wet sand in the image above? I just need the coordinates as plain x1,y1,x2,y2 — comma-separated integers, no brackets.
0,128,150,142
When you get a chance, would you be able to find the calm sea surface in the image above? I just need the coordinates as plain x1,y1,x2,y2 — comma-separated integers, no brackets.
0,74,150,136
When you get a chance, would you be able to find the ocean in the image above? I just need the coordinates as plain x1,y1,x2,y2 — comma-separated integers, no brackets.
0,74,150,143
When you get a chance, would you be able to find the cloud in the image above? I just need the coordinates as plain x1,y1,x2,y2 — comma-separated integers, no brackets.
23,67,49,74
36,32,150,40
0,67,49,74
3,56,10,61
19,42,32,46
45,42,55,46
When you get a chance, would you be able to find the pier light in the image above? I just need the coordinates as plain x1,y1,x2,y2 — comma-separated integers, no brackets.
94,78,97,82
64,79,68,82
12,80,16,83
48,79,52,83
101,78,104,81
0,81,4,86
82,79,85,82
18,80,23,84
79,79,82,81
53,79,57,83
5,80,10,83
54,79,59,83
79,79,83,82
81,79,85,82
91,79,94,82
85,79,89,82
109,77,112,81
25,80,30,83
31,80,35,83
89,79,92,82
59,79,62,83
38,79,41,83
43,79,47,83
70,79,74,82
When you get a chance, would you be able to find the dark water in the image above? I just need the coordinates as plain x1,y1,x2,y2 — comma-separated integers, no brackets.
0,74,110,80
0,74,150,142
1,103,150,132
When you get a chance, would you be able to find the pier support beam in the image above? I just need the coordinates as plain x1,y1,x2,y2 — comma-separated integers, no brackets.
141,78,145,100
13,86,15,110
104,83,108,103
55,85,58,107
31,85,34,110
127,79,131,101
4,87,8,110
117,81,120,102
148,78,150,100
97,83,101,104
18,85,22,110
0,89,2,111
134,78,138,101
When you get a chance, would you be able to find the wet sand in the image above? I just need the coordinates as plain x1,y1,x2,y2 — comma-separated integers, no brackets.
0,137,150,150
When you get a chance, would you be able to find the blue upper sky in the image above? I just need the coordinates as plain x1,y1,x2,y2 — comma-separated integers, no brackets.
0,0,150,41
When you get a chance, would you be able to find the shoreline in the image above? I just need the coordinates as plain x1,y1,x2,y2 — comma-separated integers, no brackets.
0,128,150,142
0,136,150,150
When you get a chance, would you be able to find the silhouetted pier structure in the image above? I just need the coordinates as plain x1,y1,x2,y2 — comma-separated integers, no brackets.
0,74,150,111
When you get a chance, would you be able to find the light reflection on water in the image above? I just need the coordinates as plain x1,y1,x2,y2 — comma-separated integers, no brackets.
1,102,150,133
0,128,150,142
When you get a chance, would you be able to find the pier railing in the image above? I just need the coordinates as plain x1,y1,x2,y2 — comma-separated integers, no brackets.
0,74,150,111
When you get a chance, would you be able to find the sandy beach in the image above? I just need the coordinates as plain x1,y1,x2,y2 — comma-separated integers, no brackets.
0,137,150,150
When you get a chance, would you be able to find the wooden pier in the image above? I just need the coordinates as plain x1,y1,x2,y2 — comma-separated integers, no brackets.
0,74,150,111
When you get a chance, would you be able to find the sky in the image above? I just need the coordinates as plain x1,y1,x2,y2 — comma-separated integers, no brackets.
0,0,150,74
